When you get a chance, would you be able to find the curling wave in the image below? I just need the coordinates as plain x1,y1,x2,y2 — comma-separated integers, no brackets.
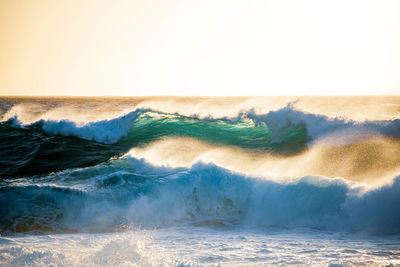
4,105,400,144
2,105,400,178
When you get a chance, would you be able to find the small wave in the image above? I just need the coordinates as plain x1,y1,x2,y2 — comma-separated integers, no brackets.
0,122,134,178
6,110,140,144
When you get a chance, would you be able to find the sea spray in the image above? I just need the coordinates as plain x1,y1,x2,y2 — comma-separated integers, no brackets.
1,157,400,235
1,96,400,266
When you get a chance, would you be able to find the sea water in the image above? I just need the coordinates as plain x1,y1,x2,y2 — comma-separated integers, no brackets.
0,96,399,266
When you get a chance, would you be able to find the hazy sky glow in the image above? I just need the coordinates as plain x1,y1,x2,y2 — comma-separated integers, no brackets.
1,0,399,96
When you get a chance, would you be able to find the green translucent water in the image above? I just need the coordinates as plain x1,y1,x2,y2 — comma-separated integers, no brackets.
124,111,309,153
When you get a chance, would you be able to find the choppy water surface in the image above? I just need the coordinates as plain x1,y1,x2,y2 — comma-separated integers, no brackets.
0,96,400,266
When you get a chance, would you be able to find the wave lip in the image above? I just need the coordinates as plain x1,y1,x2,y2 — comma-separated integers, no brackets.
1,157,400,235
247,105,400,142
7,111,139,144
5,105,400,147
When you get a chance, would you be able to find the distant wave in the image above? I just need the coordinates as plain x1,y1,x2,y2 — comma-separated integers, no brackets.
1,157,399,235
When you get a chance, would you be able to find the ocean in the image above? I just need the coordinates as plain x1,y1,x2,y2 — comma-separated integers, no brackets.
0,96,399,266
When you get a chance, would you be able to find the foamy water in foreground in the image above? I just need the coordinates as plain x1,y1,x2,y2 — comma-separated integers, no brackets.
2,227,400,266
0,96,399,266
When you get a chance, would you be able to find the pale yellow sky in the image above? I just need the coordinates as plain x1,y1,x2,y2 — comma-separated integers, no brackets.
0,0,399,96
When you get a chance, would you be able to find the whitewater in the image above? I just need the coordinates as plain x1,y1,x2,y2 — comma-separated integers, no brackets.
0,96,400,266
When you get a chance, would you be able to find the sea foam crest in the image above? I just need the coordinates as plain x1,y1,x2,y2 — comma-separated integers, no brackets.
124,159,400,234
4,104,400,144
247,105,400,142
2,157,400,234
40,111,139,144
6,110,143,144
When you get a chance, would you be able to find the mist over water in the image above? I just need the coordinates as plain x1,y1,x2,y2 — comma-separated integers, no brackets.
0,96,400,266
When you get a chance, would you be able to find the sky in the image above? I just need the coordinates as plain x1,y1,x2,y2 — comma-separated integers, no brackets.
0,0,399,96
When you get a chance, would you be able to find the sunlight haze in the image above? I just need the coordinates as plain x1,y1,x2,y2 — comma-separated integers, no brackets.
0,0,399,96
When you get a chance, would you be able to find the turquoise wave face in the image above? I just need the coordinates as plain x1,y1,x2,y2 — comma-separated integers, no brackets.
124,112,309,152
0,111,310,178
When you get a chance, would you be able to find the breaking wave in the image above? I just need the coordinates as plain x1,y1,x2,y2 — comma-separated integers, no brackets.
4,105,400,145
2,104,399,178
1,157,400,235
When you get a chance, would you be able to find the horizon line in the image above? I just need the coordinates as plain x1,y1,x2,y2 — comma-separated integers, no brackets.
1,94,400,98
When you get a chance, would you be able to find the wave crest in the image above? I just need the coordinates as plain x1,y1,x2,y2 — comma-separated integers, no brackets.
1,158,399,235
5,104,400,146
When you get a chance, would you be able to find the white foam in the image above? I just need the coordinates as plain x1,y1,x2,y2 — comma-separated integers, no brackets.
4,103,400,145
40,111,138,144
